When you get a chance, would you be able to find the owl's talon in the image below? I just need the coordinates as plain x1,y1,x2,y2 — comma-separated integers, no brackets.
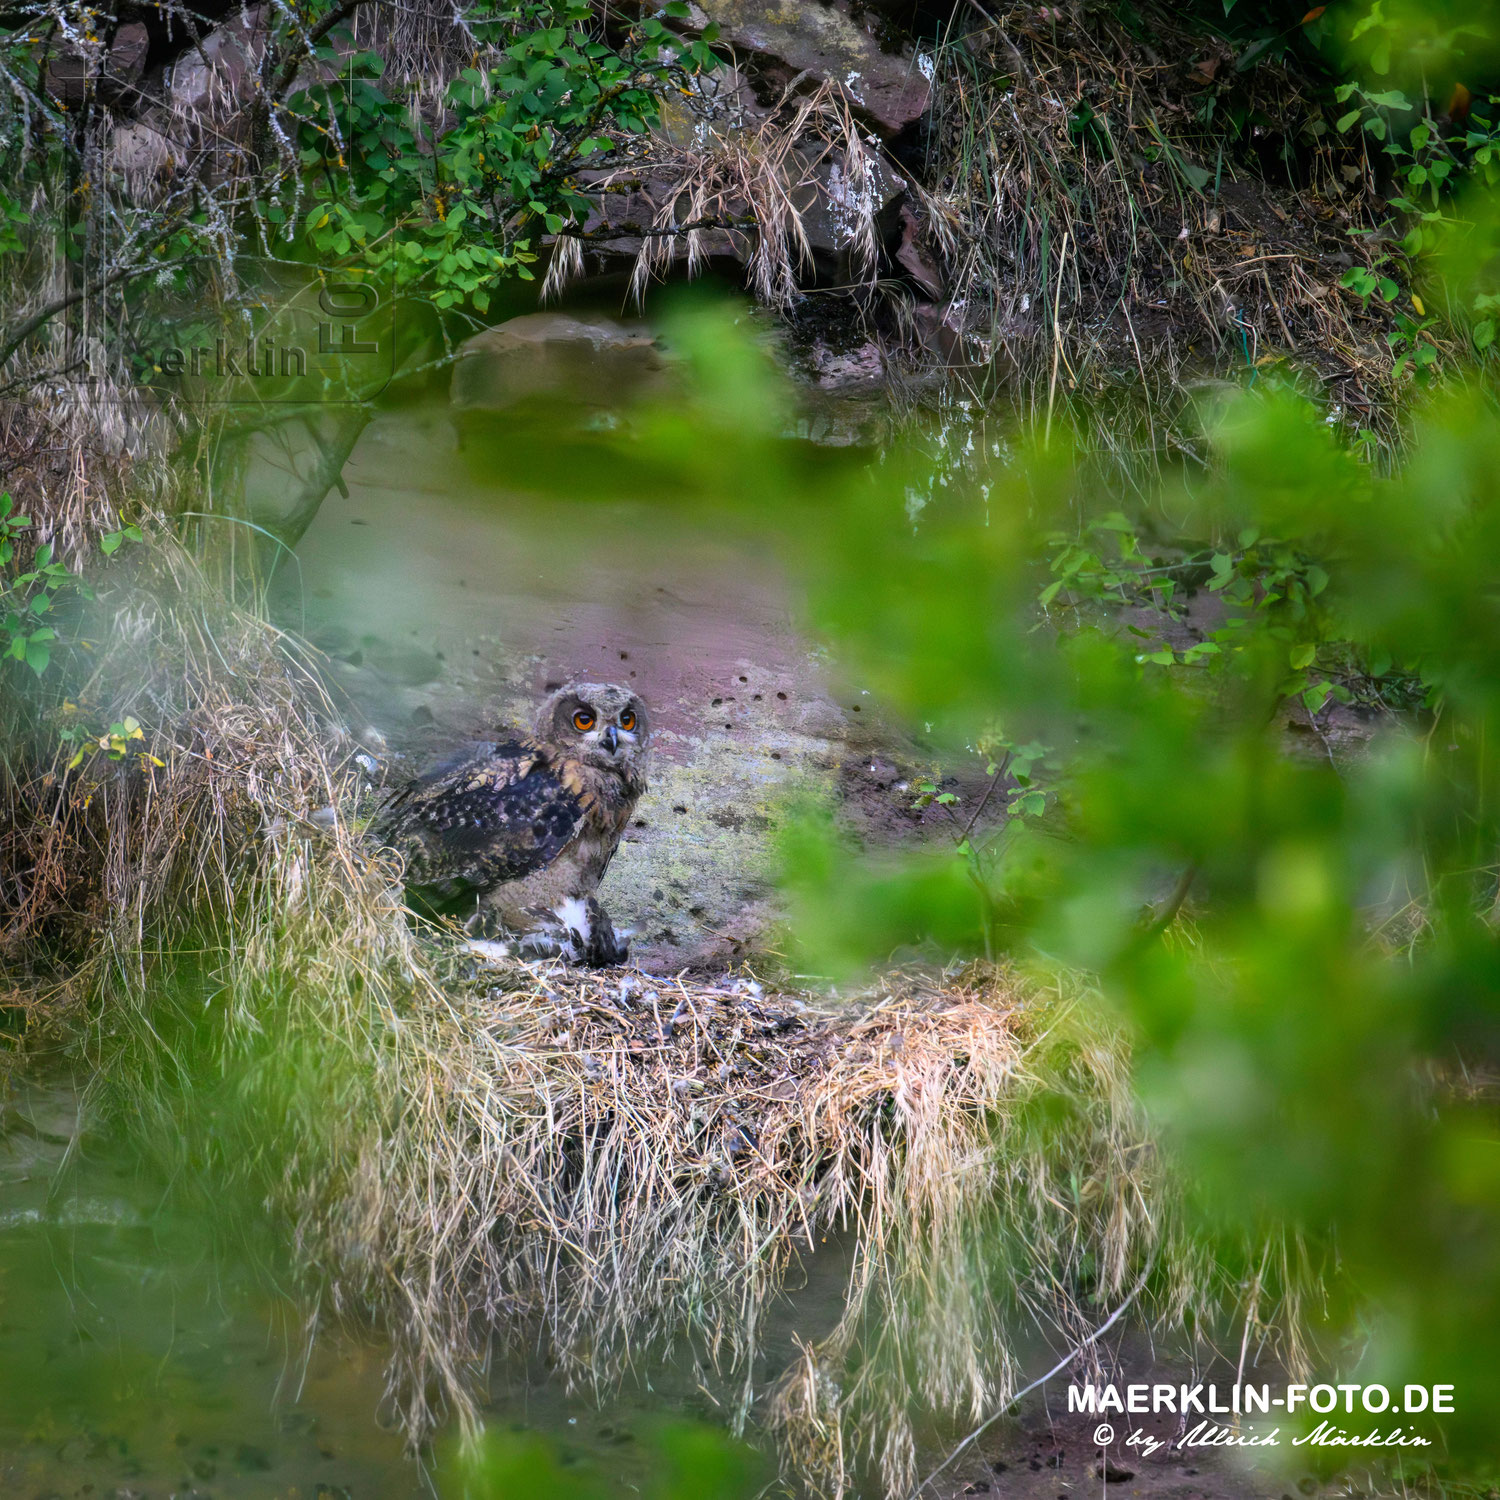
582,937,628,967
578,897,628,967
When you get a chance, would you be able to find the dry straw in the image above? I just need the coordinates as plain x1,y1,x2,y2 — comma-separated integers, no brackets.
323,942,1213,1499
902,1,1410,455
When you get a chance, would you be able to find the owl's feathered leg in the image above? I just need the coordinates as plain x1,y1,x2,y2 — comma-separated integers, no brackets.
467,895,628,968
521,895,628,967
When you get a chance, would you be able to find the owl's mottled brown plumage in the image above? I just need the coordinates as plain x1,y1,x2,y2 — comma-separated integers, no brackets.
378,682,649,966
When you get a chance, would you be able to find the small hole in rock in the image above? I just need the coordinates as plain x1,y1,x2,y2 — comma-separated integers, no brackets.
776,691,787,700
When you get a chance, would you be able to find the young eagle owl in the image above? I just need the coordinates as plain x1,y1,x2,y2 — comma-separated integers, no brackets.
378,682,649,966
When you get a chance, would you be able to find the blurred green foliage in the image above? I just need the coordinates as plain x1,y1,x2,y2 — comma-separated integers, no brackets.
799,385,1500,1464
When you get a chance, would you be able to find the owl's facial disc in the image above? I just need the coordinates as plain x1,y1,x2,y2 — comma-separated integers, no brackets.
541,681,648,769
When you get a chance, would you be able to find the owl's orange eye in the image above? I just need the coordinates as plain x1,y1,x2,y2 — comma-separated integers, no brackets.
619,710,636,732
573,709,596,732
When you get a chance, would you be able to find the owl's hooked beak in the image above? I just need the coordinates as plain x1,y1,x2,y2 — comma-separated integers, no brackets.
600,725,620,755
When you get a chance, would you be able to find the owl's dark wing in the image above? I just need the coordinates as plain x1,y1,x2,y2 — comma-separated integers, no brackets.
377,739,584,903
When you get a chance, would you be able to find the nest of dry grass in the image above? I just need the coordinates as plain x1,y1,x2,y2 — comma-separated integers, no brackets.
317,948,1228,1498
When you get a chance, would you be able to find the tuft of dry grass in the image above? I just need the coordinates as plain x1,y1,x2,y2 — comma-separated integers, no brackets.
900,2,1406,454
546,78,896,311
350,961,1049,1438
